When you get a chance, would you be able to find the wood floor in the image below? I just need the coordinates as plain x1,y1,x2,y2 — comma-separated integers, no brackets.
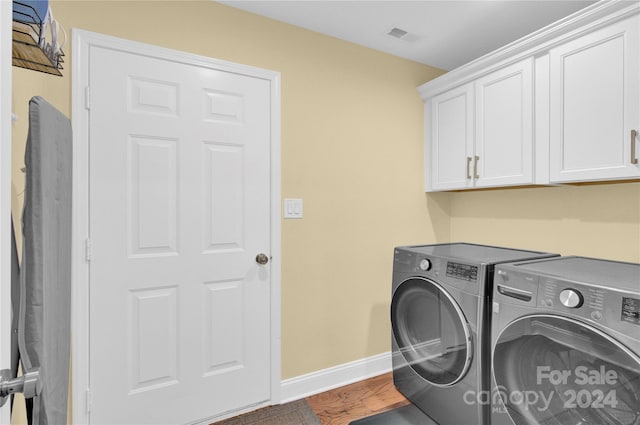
306,372,410,425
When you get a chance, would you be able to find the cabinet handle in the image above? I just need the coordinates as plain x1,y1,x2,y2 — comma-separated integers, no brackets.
474,155,480,179
632,129,638,165
466,157,472,180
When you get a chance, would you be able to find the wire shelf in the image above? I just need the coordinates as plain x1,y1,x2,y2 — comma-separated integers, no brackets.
12,1,64,76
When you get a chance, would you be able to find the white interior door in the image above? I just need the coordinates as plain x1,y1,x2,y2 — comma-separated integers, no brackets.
87,42,273,425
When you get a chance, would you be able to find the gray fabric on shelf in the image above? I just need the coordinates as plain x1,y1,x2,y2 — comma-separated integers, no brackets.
18,96,72,425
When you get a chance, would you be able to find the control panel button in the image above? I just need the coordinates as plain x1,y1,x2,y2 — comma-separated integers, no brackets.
419,259,432,271
559,289,584,308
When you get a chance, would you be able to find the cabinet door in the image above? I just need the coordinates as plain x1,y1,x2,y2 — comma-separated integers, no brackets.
549,15,640,182
428,84,474,191
474,58,534,188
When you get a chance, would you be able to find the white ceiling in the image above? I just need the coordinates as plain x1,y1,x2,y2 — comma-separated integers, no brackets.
219,0,597,70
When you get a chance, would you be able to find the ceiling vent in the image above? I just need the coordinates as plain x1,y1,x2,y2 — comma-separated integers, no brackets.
387,27,409,39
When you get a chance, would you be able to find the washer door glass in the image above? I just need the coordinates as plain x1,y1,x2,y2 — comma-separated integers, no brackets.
391,277,472,387
493,315,640,425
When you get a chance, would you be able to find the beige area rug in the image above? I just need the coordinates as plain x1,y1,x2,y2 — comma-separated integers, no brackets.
211,399,322,425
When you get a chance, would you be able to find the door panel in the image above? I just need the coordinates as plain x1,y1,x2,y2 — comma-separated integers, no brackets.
129,136,179,256
89,46,271,424
202,143,244,251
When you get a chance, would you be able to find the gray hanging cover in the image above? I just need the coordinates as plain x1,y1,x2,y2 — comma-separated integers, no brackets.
18,96,72,425
10,217,20,406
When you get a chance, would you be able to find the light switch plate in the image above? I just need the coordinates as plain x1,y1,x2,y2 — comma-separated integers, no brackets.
284,198,303,219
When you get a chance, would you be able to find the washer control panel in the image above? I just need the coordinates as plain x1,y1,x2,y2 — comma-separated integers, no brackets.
495,258,640,332
541,279,605,312
537,278,640,327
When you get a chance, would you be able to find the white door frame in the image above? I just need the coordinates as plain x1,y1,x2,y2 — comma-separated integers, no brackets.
0,3,13,423
71,29,281,424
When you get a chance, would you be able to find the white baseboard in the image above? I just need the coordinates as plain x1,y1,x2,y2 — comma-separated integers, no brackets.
280,351,393,403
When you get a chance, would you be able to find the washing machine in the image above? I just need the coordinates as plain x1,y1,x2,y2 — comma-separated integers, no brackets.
391,243,558,425
491,256,640,425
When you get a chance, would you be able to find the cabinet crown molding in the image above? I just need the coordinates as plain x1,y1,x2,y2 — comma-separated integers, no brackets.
418,0,640,100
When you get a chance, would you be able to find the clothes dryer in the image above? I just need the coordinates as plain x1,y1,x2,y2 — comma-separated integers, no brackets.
491,256,640,425
391,243,558,425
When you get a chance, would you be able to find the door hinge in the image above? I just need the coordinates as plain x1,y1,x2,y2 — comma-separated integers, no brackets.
86,388,92,414
85,238,92,262
85,86,91,110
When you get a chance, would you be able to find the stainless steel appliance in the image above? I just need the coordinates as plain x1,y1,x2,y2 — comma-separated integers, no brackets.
491,256,640,425
391,243,558,425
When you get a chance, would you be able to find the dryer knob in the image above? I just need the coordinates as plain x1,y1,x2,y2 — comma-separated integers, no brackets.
559,289,583,308
419,259,432,271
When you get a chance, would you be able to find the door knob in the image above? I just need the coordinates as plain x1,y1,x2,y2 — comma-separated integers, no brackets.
0,367,41,407
256,253,269,265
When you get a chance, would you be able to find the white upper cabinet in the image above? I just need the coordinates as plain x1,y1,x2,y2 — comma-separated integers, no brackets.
419,1,640,192
474,58,534,188
426,59,533,191
429,83,474,191
549,15,640,182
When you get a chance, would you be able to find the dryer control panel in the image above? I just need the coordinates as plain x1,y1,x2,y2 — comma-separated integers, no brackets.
446,262,478,281
393,248,485,296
